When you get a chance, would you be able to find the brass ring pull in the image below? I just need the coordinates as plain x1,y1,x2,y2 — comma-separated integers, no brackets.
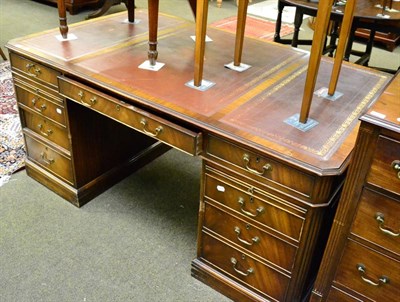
25,63,41,77
32,97,47,112
38,124,53,137
238,197,264,218
40,151,55,165
375,213,399,237
243,154,272,176
230,257,254,277
356,264,389,286
140,118,163,137
391,160,400,179
78,90,97,107
234,226,260,246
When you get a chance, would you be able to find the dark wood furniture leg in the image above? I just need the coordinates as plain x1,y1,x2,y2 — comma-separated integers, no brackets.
299,0,334,123
193,0,209,87
57,0,68,39
233,0,249,66
274,0,288,43
147,0,159,66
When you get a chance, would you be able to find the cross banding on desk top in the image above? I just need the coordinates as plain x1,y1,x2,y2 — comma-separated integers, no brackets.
56,0,362,128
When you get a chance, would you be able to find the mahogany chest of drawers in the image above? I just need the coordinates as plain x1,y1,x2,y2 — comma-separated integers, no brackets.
310,73,400,301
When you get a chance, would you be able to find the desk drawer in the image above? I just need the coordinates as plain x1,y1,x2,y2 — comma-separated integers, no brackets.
351,188,400,256
202,232,290,301
334,240,400,302
203,202,297,272
10,53,60,88
24,133,74,185
204,168,304,242
22,110,70,151
15,82,67,126
366,135,400,195
58,77,202,156
206,135,315,198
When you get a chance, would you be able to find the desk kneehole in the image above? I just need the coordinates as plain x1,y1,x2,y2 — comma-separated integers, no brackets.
58,76,202,156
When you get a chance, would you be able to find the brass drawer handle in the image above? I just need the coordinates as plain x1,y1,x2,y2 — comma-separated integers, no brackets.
391,160,400,179
140,118,163,137
32,97,47,112
25,63,41,77
234,226,260,246
78,90,97,107
40,151,55,165
375,212,399,237
37,123,53,137
238,197,264,218
243,154,272,176
230,257,254,277
356,264,389,286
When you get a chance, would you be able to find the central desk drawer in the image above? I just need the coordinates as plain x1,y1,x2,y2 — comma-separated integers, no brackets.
58,77,202,156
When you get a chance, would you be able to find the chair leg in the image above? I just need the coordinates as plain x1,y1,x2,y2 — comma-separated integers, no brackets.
57,0,68,38
0,47,7,60
233,0,249,66
193,0,209,87
148,0,159,66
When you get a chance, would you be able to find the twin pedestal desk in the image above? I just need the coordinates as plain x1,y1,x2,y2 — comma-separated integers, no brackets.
7,10,396,302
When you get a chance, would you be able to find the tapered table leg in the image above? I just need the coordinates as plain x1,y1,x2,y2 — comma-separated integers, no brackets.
126,0,135,22
233,0,249,66
57,0,68,39
328,0,356,95
299,0,334,123
193,0,209,87
148,0,159,66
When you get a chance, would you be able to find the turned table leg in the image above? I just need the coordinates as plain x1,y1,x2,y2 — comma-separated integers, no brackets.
148,0,159,66
57,0,68,39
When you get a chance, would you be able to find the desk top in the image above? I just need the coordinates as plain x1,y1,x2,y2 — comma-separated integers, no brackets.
7,10,394,175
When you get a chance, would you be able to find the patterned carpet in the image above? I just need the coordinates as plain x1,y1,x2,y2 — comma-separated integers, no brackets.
0,60,25,186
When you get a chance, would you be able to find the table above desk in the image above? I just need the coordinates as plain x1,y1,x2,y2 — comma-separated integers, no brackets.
8,10,391,175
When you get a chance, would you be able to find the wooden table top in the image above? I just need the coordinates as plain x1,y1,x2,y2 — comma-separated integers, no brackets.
7,10,394,175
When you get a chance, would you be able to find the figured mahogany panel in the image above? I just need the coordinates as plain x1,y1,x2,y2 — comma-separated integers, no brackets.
351,188,400,256
201,232,290,301
366,135,400,195
334,240,400,301
204,169,305,242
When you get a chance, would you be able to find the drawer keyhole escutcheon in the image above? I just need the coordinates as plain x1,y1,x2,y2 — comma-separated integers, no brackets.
78,90,97,107
32,97,46,112
234,226,260,246
237,197,265,217
140,118,163,137
40,151,55,165
243,154,272,176
25,63,41,77
356,264,390,286
391,160,400,179
375,212,399,237
38,123,53,137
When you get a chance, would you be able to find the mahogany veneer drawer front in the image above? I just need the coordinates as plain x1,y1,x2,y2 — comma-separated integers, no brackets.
204,167,305,242
10,53,61,88
366,135,400,195
24,132,74,185
58,76,202,156
202,232,291,301
14,83,67,127
334,240,400,301
206,135,315,198
22,110,70,151
351,188,400,256
203,202,297,272
326,287,363,302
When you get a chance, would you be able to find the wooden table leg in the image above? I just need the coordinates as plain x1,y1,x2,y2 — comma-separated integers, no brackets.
233,0,249,66
148,0,159,66
57,0,68,39
328,0,356,96
299,0,334,123
193,0,209,87
126,0,135,22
